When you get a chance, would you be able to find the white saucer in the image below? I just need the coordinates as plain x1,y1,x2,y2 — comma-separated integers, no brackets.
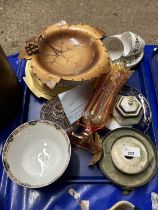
3,120,71,188
121,50,144,68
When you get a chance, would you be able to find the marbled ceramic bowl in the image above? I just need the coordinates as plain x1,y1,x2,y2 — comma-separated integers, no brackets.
2,120,71,188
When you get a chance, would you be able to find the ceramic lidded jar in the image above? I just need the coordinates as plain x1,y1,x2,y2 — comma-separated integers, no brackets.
0,45,23,127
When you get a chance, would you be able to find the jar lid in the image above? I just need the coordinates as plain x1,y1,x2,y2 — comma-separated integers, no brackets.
99,128,157,188
111,135,149,174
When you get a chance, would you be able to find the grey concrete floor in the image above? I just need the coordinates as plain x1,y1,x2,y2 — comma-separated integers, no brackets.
0,0,158,55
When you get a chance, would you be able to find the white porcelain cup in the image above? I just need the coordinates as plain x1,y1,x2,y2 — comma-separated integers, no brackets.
103,35,124,61
121,31,145,57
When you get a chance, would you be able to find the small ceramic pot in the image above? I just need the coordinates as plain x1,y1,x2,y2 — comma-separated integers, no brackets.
103,35,124,60
2,120,71,188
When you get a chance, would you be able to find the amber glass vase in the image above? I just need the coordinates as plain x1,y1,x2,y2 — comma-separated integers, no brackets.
83,63,132,129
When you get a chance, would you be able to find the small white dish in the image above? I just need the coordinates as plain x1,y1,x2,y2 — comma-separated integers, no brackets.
121,50,144,68
2,120,71,188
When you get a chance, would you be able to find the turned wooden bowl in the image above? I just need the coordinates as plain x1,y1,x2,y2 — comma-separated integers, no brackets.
20,22,110,89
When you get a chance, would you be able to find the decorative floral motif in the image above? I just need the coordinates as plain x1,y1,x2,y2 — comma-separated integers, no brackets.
3,160,10,171
53,123,61,130
132,35,141,55
8,134,14,143
29,121,37,126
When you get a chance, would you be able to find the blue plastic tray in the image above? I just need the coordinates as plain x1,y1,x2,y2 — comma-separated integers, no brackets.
0,45,158,210
150,47,158,103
